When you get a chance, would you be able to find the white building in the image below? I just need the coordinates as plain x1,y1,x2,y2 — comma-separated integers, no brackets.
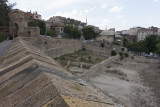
128,27,141,35
121,30,128,35
156,28,160,36
137,29,154,41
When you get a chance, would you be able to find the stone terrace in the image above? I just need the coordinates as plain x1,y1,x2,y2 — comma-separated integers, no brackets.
0,38,114,107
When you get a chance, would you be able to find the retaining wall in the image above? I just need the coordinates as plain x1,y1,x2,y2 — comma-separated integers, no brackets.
19,37,83,58
82,55,120,80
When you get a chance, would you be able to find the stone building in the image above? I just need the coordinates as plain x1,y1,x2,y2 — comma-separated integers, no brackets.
97,28,115,43
26,10,42,20
46,17,64,37
9,9,40,38
50,23,64,37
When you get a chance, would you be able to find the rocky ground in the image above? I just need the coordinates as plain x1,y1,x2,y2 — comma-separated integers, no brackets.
85,56,160,107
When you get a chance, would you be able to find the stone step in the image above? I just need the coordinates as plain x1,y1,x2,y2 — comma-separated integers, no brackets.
0,65,39,99
0,74,52,107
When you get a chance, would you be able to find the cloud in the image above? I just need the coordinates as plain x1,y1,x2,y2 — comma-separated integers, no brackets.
116,15,125,19
54,7,96,23
101,3,107,8
110,6,124,13
153,0,159,2
98,18,112,30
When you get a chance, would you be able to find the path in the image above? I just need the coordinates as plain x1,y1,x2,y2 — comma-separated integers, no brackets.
0,40,12,64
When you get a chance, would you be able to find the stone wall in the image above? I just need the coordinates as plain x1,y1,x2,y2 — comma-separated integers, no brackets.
20,37,83,58
82,55,120,80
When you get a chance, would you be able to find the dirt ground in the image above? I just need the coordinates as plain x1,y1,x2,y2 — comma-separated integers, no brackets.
87,57,160,107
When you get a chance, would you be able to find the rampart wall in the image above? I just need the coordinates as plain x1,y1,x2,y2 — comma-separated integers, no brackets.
20,37,83,58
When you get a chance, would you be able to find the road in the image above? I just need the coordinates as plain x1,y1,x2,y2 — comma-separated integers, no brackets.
0,40,12,64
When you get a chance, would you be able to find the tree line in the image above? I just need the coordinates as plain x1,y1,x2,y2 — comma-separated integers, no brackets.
0,0,15,26
64,25,98,40
123,35,160,55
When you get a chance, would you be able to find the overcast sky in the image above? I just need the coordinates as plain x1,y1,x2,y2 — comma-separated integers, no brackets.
9,0,160,31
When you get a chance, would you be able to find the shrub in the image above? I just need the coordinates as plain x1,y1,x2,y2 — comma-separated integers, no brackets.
119,52,123,56
82,48,86,51
124,53,129,57
111,50,117,56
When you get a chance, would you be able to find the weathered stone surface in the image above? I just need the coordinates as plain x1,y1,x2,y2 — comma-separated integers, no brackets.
0,37,114,107
15,83,63,107
0,74,51,107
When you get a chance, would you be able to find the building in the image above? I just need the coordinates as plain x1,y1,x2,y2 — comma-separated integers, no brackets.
128,27,142,36
50,23,64,37
46,17,64,37
9,9,40,38
115,31,123,42
157,28,160,36
137,28,154,41
97,28,115,42
121,30,128,35
26,11,42,20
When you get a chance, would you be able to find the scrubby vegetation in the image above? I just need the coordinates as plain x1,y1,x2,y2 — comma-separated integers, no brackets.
55,49,103,64
111,50,117,56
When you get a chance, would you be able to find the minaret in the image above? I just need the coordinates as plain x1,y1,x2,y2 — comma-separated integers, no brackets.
86,16,87,26
105,25,107,31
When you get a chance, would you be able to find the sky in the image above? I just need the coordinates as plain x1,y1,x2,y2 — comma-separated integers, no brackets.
9,0,160,31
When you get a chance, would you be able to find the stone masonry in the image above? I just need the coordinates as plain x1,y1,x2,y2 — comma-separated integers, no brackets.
9,9,40,38
0,37,114,107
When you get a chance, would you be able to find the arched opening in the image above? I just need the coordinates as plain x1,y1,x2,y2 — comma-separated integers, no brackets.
13,23,19,38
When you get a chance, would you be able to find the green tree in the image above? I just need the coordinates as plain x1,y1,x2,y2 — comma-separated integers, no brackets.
46,29,55,37
123,37,130,47
71,27,81,39
144,35,159,53
156,43,160,55
127,35,160,55
64,25,73,38
28,20,46,35
82,26,95,40
64,25,81,39
0,0,15,26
